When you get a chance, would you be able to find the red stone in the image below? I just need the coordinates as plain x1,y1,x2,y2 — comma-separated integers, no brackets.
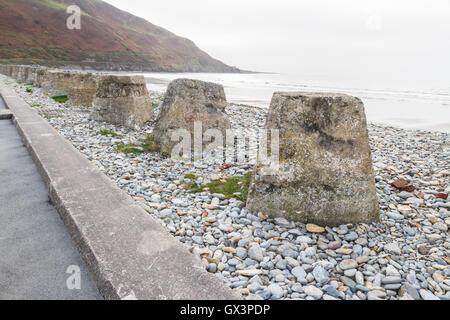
391,179,408,189
222,163,231,169
436,193,448,200
391,179,415,192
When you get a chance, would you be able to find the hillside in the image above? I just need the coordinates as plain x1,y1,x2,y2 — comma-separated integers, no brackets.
0,0,241,72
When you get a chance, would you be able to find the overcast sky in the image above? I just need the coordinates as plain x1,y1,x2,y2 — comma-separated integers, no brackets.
104,0,450,86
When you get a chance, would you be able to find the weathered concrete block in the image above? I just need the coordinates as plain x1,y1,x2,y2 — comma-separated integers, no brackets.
37,70,99,107
10,65,20,80
6,65,13,77
16,65,28,83
0,65,29,82
26,66,47,85
40,70,73,95
89,75,153,129
247,92,379,226
33,66,49,87
67,73,99,107
153,78,231,156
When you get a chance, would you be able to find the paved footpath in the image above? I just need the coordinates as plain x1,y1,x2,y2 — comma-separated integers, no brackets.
0,97,101,299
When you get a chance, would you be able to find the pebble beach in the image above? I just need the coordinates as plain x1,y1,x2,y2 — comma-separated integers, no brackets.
4,75,449,301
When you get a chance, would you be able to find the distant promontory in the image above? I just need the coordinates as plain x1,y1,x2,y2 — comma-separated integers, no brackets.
0,0,242,72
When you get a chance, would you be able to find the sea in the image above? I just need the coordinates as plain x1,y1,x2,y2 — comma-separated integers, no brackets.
128,72,450,133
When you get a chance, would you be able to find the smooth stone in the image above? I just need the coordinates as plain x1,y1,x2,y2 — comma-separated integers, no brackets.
227,258,240,266
292,284,303,293
207,263,217,273
383,283,402,290
419,289,440,300
340,276,357,288
344,232,358,241
328,241,342,250
304,285,323,299
356,256,369,264
268,283,284,299
355,271,364,285
336,248,353,255
192,236,204,245
381,276,402,284
235,247,248,260
386,211,404,220
236,269,263,277
367,290,386,300
385,265,400,277
339,259,358,270
296,236,314,244
285,256,300,268
355,285,370,293
248,244,264,262
306,224,325,233
312,266,329,285
384,242,401,255
344,269,357,277
291,266,307,280
324,286,340,298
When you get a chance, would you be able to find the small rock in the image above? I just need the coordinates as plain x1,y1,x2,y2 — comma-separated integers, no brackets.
344,269,357,277
381,276,402,285
356,256,369,264
391,179,414,192
336,248,353,255
304,285,323,299
339,259,358,271
292,266,307,280
418,245,430,255
268,283,284,299
306,224,325,233
384,242,401,255
248,244,264,262
419,289,440,300
236,247,248,259
386,211,404,220
436,193,448,200
367,290,386,300
341,276,357,288
207,263,217,273
328,241,341,250
397,204,412,214
312,266,329,285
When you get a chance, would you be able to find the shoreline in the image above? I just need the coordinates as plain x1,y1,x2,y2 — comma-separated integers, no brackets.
139,73,450,134
3,74,448,300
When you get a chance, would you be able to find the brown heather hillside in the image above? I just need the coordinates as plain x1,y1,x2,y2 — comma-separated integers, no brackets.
0,0,241,72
